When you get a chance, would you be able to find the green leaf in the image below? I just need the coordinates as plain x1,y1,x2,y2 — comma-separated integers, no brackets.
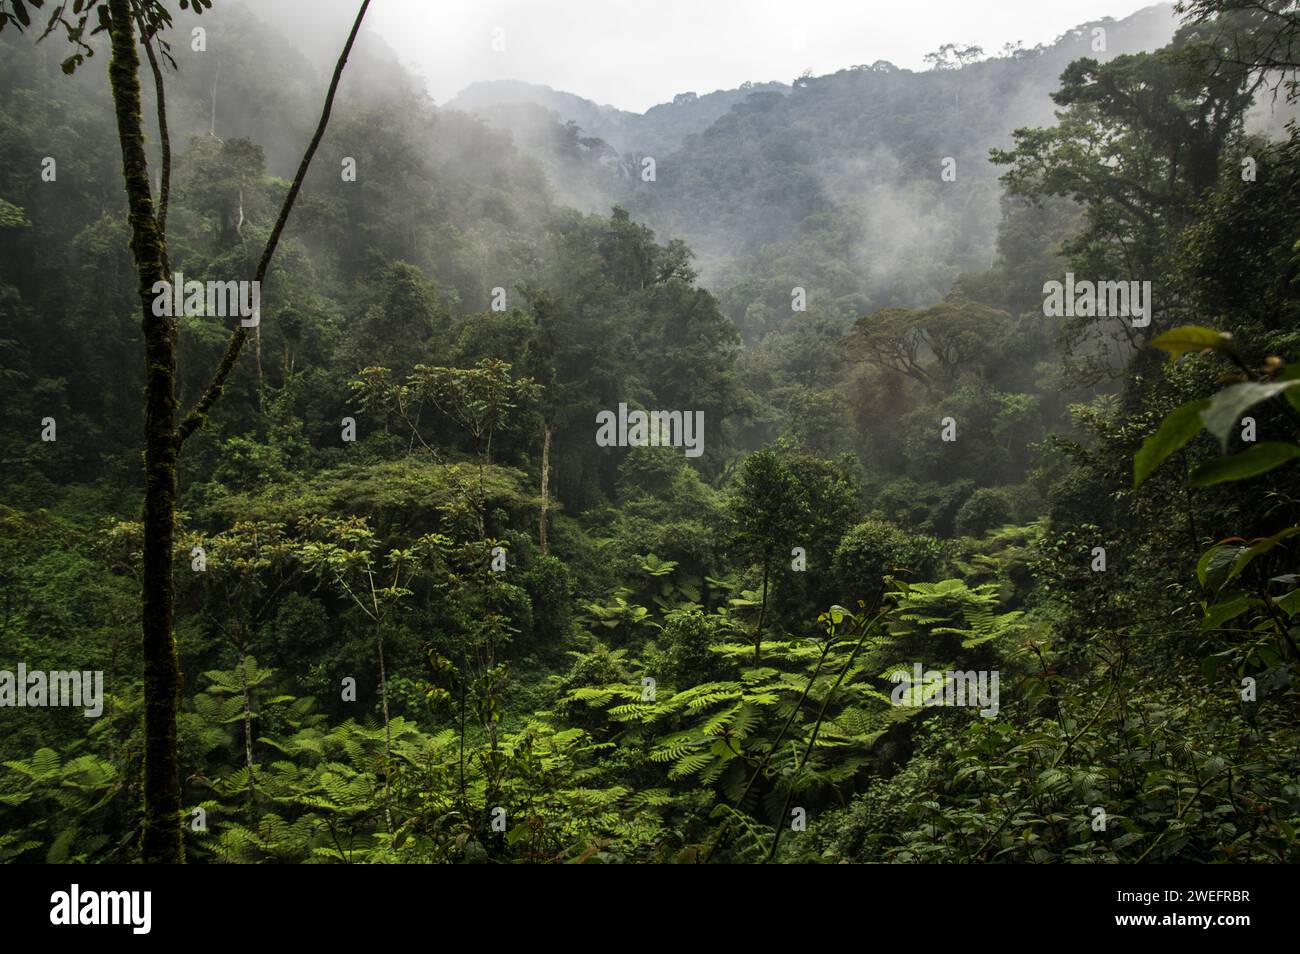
1149,326,1234,362
1278,365,1300,413
1199,592,1252,632
1229,527,1300,585
1200,381,1300,448
1200,655,1222,682
1273,589,1300,618
1197,544,1241,590
1133,399,1209,488
1189,442,1300,486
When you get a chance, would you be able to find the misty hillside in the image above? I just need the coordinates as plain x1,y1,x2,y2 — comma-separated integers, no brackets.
453,3,1182,302
1,0,1299,874
450,3,1178,161
447,78,794,157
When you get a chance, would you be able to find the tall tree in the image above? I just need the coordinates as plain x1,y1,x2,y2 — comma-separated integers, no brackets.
727,448,808,663
1,0,371,861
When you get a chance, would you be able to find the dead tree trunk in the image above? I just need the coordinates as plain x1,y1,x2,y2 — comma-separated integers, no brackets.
539,423,553,555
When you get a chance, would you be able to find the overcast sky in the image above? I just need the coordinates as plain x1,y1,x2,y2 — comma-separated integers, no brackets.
363,0,1172,112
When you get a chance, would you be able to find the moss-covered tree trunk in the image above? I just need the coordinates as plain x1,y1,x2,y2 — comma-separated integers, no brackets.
107,0,184,863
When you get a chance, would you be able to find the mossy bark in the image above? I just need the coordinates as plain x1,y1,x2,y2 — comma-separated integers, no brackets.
107,0,184,864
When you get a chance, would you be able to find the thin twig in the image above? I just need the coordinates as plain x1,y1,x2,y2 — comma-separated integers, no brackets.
137,19,171,248
177,0,372,446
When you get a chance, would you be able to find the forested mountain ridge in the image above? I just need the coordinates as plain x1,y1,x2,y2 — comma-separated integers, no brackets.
455,4,1183,293
449,3,1181,161
447,78,795,158
0,0,1298,867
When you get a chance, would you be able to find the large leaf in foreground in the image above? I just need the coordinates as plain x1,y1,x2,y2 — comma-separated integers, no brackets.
1149,326,1234,362
1200,381,1300,448
1133,398,1209,488
1189,442,1300,487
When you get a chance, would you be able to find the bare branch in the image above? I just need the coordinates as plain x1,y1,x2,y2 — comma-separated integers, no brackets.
137,17,171,252
177,0,372,447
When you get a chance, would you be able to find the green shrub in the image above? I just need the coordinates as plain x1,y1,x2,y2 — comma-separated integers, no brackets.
832,519,942,605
